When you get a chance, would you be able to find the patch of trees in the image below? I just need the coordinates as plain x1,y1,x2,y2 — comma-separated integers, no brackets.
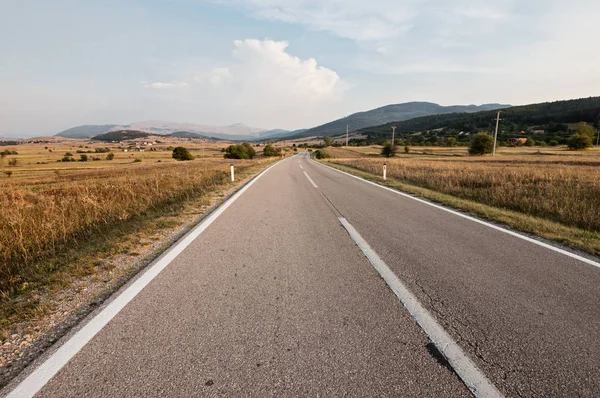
469,133,494,155
93,130,150,142
172,147,195,161
223,143,256,159
262,144,281,157
568,122,596,150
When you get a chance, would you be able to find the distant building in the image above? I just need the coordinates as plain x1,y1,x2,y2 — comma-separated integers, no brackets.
532,130,545,134
508,137,527,145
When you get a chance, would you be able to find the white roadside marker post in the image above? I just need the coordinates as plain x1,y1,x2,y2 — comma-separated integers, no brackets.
230,164,235,182
383,163,387,180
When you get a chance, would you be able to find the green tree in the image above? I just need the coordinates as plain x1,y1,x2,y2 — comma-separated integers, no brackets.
469,133,494,155
445,137,457,147
322,136,335,147
263,144,280,157
224,142,256,159
404,145,410,153
381,142,397,158
172,147,195,161
567,122,595,150
79,154,88,162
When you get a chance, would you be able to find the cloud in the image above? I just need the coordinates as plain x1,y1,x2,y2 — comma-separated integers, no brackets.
142,81,189,89
221,0,416,41
229,39,341,99
188,38,345,128
194,67,233,87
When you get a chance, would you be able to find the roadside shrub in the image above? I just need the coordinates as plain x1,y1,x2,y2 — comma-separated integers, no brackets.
224,142,256,159
263,144,280,157
172,147,194,161
106,153,115,161
381,143,397,158
469,133,494,155
315,150,331,159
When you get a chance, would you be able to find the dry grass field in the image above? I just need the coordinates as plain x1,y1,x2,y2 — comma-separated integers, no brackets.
321,145,600,254
0,138,276,313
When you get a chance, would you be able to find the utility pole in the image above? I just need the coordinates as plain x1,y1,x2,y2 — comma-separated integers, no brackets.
392,126,396,147
346,124,349,148
493,111,501,157
597,129,600,146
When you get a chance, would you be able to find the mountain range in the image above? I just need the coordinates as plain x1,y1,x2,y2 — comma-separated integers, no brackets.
54,102,510,141
56,121,304,141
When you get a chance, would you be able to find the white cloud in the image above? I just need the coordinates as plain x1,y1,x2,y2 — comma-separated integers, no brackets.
188,38,345,128
142,81,189,89
221,0,416,41
194,68,233,87
229,39,341,99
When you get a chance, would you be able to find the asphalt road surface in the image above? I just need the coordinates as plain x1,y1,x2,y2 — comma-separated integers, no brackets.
5,153,600,397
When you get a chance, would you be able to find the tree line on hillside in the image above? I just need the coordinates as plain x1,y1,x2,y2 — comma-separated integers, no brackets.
352,96,600,147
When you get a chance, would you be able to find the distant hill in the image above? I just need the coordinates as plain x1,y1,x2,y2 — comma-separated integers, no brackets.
359,96,600,135
292,102,510,138
168,131,223,141
56,125,119,138
55,121,300,141
354,96,600,145
93,130,151,141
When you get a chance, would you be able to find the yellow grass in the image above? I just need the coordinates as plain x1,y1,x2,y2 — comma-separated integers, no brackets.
0,140,274,294
328,155,600,233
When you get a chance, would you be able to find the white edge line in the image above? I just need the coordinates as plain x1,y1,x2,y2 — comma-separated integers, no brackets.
313,160,600,270
303,171,318,188
6,160,282,398
338,217,503,398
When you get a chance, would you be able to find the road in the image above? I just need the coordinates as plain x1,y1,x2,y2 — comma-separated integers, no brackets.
5,153,600,397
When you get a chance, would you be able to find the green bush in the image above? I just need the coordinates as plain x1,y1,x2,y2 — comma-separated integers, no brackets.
172,147,194,161
315,150,331,159
106,153,115,161
224,142,256,159
65,152,73,157
263,144,280,157
469,133,494,155
381,143,397,158
568,134,592,150
79,154,88,162
133,158,142,163
568,122,595,150
525,137,535,147
322,136,335,147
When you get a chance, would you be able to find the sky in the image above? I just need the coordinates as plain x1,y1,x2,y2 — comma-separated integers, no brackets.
1,0,599,137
